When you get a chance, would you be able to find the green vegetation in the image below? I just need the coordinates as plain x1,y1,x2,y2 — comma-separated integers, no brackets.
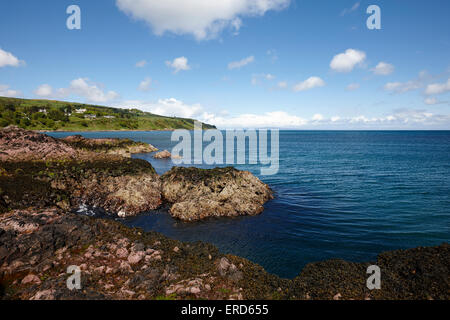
0,96,216,131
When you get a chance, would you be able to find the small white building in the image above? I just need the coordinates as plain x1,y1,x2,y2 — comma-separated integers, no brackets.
38,109,48,114
104,115,115,119
75,108,87,114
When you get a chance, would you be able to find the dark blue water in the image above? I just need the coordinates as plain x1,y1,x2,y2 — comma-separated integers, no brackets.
49,131,450,279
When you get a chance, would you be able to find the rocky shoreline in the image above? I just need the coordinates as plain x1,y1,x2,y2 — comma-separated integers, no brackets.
0,126,448,300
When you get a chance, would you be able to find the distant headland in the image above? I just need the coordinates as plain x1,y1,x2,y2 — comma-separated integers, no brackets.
0,96,216,132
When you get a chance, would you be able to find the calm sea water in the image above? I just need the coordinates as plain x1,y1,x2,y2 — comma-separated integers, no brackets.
49,131,450,279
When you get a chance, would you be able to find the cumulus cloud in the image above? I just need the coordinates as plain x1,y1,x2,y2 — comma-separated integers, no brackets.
0,49,25,68
135,60,148,68
116,0,290,40
118,98,204,119
34,78,119,103
425,78,450,95
293,77,325,92
383,71,431,94
346,83,360,91
166,56,191,73
0,84,21,97
384,81,421,94
34,84,54,97
371,62,394,75
330,49,366,73
228,56,254,70
138,77,153,92
204,111,308,128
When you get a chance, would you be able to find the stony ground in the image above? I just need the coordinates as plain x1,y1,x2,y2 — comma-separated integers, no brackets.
0,207,448,300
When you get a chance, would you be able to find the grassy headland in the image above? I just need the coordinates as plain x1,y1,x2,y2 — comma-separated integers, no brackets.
0,96,216,131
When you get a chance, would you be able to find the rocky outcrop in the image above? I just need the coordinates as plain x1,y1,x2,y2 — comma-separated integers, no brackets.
153,150,172,159
161,167,273,221
0,126,79,161
0,127,162,217
62,135,158,158
0,207,448,300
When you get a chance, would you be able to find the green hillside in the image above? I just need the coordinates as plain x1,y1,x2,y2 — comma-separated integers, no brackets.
0,96,216,131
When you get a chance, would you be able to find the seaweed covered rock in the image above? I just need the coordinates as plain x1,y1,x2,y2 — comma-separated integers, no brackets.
62,135,158,158
0,158,162,217
0,127,162,217
0,126,79,161
161,167,273,221
1,207,448,300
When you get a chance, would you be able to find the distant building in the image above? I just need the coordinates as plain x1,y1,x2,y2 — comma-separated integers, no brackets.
85,114,97,119
103,115,115,119
38,109,48,114
75,108,87,114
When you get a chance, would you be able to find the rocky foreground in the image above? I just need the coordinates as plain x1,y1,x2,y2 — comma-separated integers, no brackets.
0,126,448,300
0,207,448,300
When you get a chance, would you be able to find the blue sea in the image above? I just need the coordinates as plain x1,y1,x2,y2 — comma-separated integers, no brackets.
48,131,450,279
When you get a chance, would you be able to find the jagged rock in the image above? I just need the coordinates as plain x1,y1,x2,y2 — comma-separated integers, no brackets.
153,150,172,159
0,126,79,161
0,126,162,217
161,167,273,221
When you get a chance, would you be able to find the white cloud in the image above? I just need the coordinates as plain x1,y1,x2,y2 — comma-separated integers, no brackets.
0,49,24,68
341,2,360,16
34,78,119,103
0,84,21,97
166,56,191,73
384,81,421,94
331,116,341,122
384,71,430,94
204,111,308,128
135,60,148,68
425,78,450,95
70,78,120,103
34,84,54,97
424,97,438,105
251,73,275,85
346,83,360,91
119,98,204,119
371,62,394,75
116,0,290,40
293,77,325,92
276,81,288,89
138,77,153,92
330,49,366,73
228,56,254,70
312,114,324,121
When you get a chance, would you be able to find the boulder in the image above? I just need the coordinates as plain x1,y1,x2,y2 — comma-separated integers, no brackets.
153,150,172,159
161,167,273,221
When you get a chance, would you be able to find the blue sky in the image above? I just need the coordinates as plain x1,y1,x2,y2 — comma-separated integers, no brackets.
1,0,449,129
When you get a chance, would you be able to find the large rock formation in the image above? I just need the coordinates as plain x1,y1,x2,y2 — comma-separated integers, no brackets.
0,127,161,217
161,167,273,221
